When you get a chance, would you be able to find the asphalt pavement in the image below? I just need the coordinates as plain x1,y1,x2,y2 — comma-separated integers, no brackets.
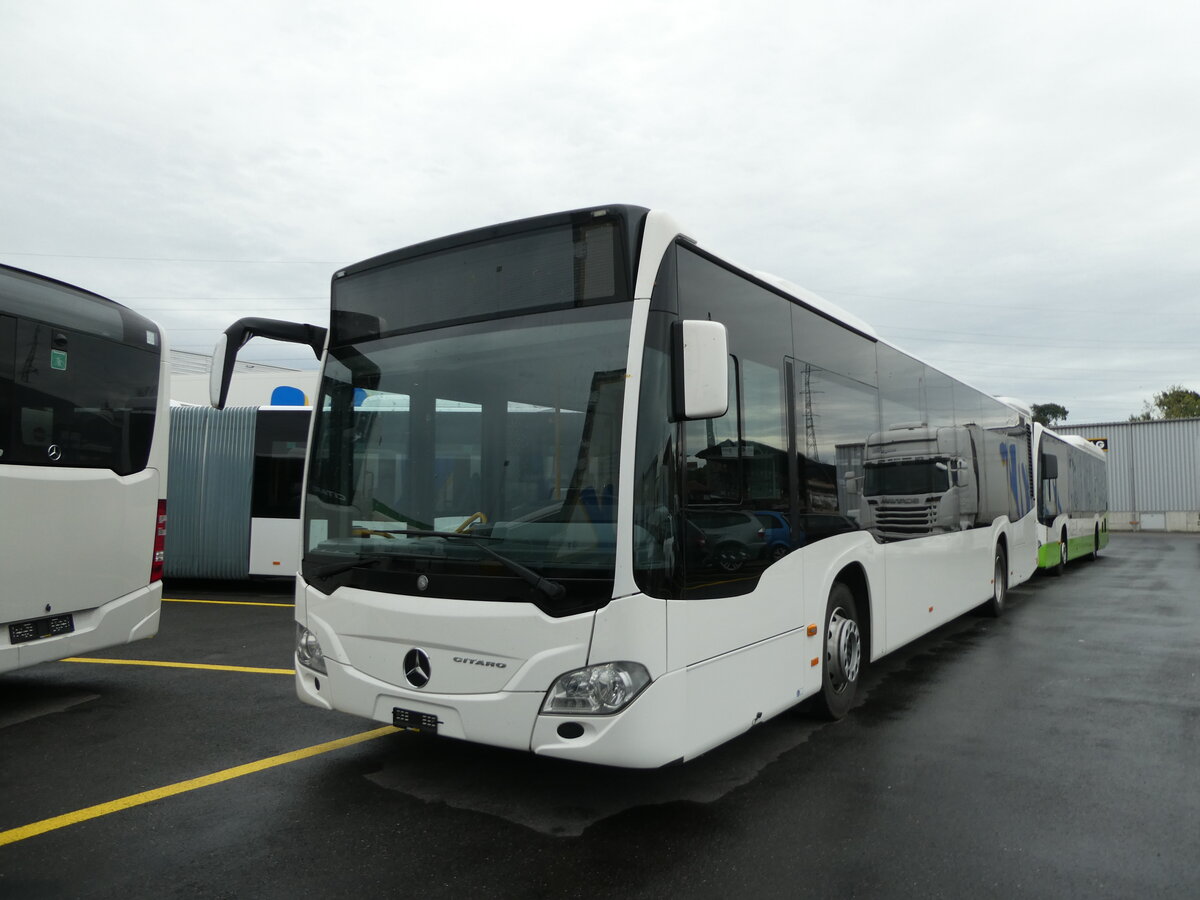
2,534,1197,899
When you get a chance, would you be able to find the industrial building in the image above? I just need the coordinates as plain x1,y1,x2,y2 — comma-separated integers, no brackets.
1057,417,1200,532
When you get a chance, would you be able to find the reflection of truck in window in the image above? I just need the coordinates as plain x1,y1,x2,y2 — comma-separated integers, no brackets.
858,423,1029,541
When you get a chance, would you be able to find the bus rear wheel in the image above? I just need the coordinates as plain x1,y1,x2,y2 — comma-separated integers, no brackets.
1090,526,1101,561
1053,529,1068,576
983,544,1007,618
815,583,862,720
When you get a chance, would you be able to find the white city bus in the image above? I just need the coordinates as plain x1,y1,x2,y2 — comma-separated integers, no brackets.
212,206,1038,767
1033,425,1108,574
1,264,169,673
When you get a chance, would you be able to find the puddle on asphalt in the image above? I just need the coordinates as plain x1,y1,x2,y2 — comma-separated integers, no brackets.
0,686,99,729
366,709,823,837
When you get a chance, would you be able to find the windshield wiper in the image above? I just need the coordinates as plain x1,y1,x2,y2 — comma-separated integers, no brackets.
384,529,567,602
313,557,383,579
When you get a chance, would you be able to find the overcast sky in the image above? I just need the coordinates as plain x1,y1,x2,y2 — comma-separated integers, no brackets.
2,0,1196,424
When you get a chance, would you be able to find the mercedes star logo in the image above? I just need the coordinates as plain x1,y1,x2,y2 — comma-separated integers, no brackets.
403,648,432,688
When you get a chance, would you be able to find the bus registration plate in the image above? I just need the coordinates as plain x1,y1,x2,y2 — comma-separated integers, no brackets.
393,707,439,734
9,613,75,645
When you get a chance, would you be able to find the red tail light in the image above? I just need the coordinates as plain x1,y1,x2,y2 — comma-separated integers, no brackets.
151,499,167,583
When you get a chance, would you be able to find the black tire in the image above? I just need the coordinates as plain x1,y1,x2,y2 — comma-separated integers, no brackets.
713,542,747,572
814,583,863,720
983,544,1008,618
1052,529,1067,577
1090,526,1101,561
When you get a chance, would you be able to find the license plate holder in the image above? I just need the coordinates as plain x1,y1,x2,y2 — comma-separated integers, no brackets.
9,613,75,645
392,707,439,734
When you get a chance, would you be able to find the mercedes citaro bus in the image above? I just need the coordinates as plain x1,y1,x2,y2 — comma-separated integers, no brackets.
210,205,1055,767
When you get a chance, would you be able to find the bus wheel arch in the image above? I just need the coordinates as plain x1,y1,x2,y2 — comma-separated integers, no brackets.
982,536,1008,618
814,564,870,721
1053,527,1068,576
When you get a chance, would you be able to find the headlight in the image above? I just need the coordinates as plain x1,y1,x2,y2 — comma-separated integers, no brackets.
542,661,650,715
296,623,327,674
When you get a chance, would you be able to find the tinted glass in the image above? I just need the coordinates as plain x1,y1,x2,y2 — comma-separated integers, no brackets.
251,411,310,518
676,247,793,596
0,266,126,341
333,218,627,342
1040,434,1106,521
794,363,877,547
1,317,159,474
877,344,926,429
631,297,681,598
792,308,877,387
304,304,631,614
862,345,1031,540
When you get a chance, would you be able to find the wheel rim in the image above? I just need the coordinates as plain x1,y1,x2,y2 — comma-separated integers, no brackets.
1061,541,1068,567
827,606,861,693
994,556,1006,606
716,547,745,572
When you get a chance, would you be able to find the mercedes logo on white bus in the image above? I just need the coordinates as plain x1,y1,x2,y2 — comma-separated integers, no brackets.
404,648,432,688
47,444,62,461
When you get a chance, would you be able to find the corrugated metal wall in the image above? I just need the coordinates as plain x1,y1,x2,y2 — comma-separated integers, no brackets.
1057,417,1200,525
165,406,257,578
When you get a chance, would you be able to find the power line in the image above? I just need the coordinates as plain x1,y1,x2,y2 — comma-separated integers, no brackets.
115,296,326,301
136,304,327,312
882,328,1197,350
0,251,342,264
819,288,1200,316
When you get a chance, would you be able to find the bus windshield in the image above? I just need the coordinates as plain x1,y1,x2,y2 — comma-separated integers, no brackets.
303,305,631,610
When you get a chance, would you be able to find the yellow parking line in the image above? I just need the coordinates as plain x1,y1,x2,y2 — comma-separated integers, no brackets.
63,657,293,675
164,598,294,608
0,726,399,846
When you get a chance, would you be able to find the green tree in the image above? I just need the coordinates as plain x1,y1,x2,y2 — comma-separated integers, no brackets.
1031,402,1069,426
1130,385,1200,421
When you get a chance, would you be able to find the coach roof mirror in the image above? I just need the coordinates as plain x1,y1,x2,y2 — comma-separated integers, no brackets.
210,317,327,409
674,319,729,420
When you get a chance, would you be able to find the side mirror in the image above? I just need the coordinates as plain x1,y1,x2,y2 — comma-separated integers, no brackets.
210,317,327,409
673,320,729,420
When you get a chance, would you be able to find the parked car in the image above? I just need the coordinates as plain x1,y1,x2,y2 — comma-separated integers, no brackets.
754,510,799,561
688,509,767,572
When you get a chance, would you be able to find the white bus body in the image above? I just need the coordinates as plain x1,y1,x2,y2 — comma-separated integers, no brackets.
1,265,169,673
213,206,1038,767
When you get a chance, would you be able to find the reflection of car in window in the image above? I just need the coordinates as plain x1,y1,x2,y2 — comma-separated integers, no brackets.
688,509,766,572
795,513,860,546
754,510,796,561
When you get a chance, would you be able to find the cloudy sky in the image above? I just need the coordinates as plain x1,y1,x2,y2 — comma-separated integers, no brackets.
2,0,1196,424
